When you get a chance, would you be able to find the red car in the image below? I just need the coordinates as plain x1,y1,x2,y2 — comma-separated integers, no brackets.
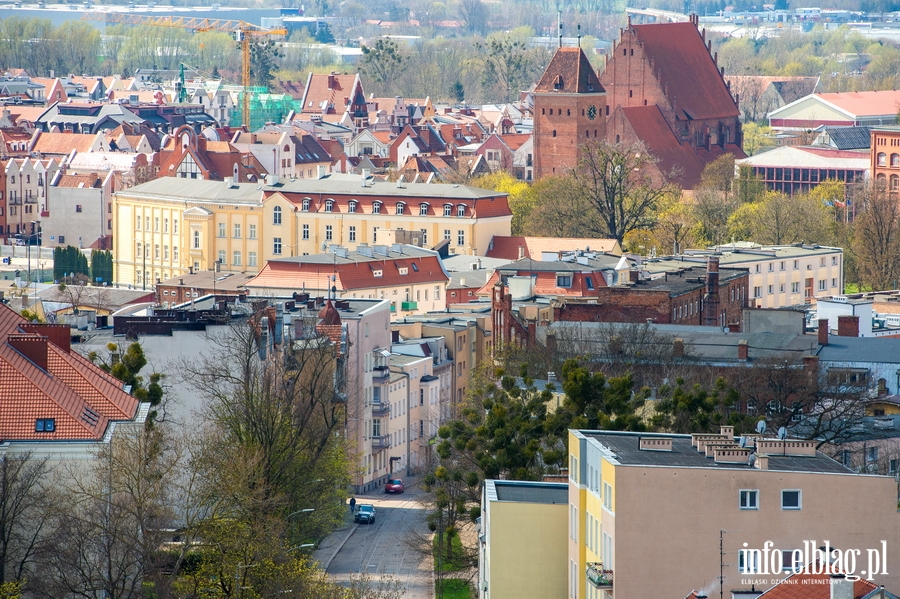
384,478,405,494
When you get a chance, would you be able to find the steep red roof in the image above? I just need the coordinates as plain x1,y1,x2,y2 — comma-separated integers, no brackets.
33,132,96,155
300,73,363,115
632,21,739,120
0,308,139,441
619,105,705,187
535,47,604,94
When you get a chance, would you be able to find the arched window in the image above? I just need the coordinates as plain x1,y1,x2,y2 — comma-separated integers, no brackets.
193,231,200,249
273,206,282,224
878,152,887,166
456,205,466,217
325,199,334,212
891,154,899,167
396,203,405,215
877,173,887,185
301,199,310,212
348,200,357,213
373,202,382,214
419,203,429,216
443,204,452,217
890,174,898,191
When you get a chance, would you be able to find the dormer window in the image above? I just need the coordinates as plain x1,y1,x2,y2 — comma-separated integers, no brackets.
419,203,429,216
396,203,405,215
444,204,452,217
456,205,466,217
399,267,409,275
553,75,563,90
373,269,383,277
301,199,310,212
373,202,382,214
325,199,334,213
348,201,357,213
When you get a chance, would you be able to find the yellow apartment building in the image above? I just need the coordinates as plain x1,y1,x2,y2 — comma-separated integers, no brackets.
113,175,512,288
567,428,900,599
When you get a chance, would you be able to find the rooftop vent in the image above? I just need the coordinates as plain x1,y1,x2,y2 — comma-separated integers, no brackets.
639,437,672,452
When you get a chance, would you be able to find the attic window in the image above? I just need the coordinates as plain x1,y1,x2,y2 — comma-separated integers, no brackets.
411,263,418,272
348,201,357,213
553,75,563,90
373,269,383,277
35,418,55,432
399,267,409,275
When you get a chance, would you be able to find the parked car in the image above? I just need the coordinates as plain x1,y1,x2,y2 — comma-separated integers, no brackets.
384,478,405,494
356,504,376,524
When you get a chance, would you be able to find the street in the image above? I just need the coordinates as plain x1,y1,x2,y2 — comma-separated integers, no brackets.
316,484,434,599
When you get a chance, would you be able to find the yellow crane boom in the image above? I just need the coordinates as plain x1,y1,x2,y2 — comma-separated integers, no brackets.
83,11,286,127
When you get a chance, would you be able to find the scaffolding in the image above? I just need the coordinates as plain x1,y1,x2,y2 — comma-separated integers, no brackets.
229,88,300,131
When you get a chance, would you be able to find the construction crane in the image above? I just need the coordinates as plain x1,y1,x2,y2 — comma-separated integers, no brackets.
83,11,286,127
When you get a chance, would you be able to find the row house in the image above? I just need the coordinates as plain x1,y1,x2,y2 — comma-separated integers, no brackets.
230,129,333,180
3,157,60,240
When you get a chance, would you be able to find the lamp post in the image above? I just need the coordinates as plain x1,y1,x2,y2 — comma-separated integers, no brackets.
286,508,314,546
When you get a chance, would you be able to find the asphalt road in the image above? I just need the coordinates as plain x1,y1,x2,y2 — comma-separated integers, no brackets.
321,485,434,599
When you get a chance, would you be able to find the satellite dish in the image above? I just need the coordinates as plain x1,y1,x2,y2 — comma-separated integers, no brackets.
739,436,747,448
748,454,756,467
756,420,767,435
777,427,787,440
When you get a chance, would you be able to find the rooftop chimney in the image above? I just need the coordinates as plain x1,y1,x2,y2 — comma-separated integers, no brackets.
818,318,829,345
755,454,768,470
673,338,684,358
830,575,854,599
9,334,48,371
737,339,748,361
704,256,720,327
837,315,859,337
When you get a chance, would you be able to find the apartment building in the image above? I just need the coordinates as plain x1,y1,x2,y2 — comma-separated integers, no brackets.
44,171,114,251
567,428,900,599
655,243,844,308
3,157,60,240
389,352,440,474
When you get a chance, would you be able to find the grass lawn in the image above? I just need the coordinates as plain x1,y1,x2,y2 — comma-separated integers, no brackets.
433,534,468,572
436,578,472,599
844,283,872,294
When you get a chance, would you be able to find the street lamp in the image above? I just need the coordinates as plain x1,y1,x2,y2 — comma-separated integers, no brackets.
286,508,315,546
26,220,40,305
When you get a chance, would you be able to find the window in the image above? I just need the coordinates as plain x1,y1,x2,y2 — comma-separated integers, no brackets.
780,261,785,271
818,280,826,291
444,229,451,240
35,418,55,432
768,285,774,294
456,205,465,217
435,285,441,300
791,282,800,294
249,224,256,239
193,231,200,249
348,201,357,213
164,245,169,260
217,250,225,264
301,199,310,212
753,286,762,298
586,276,594,290
136,215,141,230
349,226,356,242
868,446,879,462
396,203,405,215
444,204,452,216
154,244,160,259
419,203,428,216
273,237,282,254
457,230,465,246
173,247,179,261
302,224,309,240
325,225,333,241
174,219,178,234
832,278,837,288
154,217,159,231
218,223,226,237
325,199,333,212
781,490,801,510
420,228,427,244
557,274,572,287
248,251,257,267
739,489,758,510
878,152,887,166
164,218,169,233
739,549,760,573
234,223,241,238
603,482,612,510
832,256,838,265
273,206,282,224
793,260,799,269
233,251,241,266
373,227,379,242
75,205,83,213
373,202,382,214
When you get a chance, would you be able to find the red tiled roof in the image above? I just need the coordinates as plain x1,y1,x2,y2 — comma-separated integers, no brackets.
757,571,877,599
486,236,621,260
33,131,96,155
534,47,604,94
619,105,705,187
248,255,449,291
300,73,360,114
0,307,138,441
632,22,739,120
56,173,103,188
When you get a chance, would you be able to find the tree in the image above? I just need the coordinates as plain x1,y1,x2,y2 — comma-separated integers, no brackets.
249,40,282,89
90,250,113,286
53,246,89,283
470,172,535,234
741,122,776,156
524,176,599,237
852,184,900,291
652,192,697,255
450,80,465,103
360,38,406,97
572,139,677,243
727,190,833,245
457,0,488,35
89,342,165,423
475,31,533,103
0,454,53,590
651,378,744,434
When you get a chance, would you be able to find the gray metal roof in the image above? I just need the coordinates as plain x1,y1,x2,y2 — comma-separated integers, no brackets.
115,178,265,204
823,126,871,150
816,336,900,364
584,431,853,474
489,480,568,504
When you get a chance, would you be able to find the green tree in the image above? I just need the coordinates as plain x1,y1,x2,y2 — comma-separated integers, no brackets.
89,342,165,423
470,172,535,234
90,250,113,285
249,40,282,89
360,38,406,96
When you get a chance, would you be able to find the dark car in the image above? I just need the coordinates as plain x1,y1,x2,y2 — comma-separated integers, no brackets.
384,478,405,494
356,504,376,524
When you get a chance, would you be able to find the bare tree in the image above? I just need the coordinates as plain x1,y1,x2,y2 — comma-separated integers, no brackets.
0,453,53,588
853,184,900,291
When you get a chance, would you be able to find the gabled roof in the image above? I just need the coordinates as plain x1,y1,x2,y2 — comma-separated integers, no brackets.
299,72,363,115
292,134,333,164
618,105,705,187
534,47,604,94
32,131,98,155
0,306,139,442
817,90,900,118
631,21,739,120
54,173,104,189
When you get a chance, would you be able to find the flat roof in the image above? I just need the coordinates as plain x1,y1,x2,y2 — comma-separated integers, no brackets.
579,431,853,474
485,479,568,504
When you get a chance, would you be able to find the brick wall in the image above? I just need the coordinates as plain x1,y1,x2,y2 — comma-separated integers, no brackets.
533,93,607,179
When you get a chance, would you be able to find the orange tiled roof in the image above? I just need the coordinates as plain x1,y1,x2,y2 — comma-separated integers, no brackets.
757,570,877,599
249,255,448,291
55,173,103,188
0,309,139,441
33,131,96,155
534,47,604,94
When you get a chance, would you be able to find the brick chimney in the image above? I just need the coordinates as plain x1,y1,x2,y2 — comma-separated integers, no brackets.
8,334,48,371
755,454,768,470
629,268,640,283
737,339,748,361
704,256,720,327
818,318,829,345
21,323,70,353
837,315,859,337
802,355,819,373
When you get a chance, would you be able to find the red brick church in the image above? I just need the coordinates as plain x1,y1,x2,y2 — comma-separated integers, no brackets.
533,15,746,188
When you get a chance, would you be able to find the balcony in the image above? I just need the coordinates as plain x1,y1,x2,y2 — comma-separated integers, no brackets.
372,367,390,383
371,435,390,450
401,301,418,311
372,401,390,417
586,563,613,589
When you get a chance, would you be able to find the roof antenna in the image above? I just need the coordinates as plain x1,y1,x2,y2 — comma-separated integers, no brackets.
577,23,581,48
558,10,562,48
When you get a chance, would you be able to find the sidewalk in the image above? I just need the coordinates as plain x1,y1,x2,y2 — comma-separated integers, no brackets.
312,507,358,570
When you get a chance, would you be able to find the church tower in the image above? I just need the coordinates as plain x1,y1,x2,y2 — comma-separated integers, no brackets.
532,47,607,180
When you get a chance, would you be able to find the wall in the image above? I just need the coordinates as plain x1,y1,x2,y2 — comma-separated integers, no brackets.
533,92,607,179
